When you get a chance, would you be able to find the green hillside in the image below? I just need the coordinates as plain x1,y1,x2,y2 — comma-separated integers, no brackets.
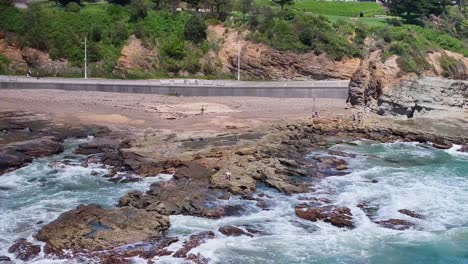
295,0,386,17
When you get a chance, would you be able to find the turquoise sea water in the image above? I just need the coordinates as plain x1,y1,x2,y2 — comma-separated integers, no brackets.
0,140,467,263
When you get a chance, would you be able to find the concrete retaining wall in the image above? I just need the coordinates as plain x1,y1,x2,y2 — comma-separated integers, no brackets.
0,77,350,99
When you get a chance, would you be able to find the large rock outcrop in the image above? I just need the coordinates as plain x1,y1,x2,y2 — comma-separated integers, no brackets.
36,204,170,254
208,25,360,80
377,77,467,116
348,50,468,116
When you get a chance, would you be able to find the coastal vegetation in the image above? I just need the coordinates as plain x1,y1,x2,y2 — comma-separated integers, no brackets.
0,0,466,77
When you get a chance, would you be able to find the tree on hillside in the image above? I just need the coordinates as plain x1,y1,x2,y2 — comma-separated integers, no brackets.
0,0,13,7
272,0,294,10
186,0,200,9
129,0,148,20
108,0,130,6
387,0,450,19
184,14,206,43
57,0,80,7
204,0,231,20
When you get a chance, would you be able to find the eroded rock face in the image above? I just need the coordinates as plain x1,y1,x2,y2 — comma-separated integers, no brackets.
295,205,354,228
348,49,468,117
376,77,467,117
36,204,169,254
113,35,159,77
208,25,360,80
8,238,41,261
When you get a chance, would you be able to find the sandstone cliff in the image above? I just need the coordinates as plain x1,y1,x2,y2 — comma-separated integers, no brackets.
348,50,468,117
113,35,159,78
207,25,361,80
0,34,80,76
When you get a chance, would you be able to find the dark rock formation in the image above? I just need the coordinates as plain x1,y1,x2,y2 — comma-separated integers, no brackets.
377,219,415,230
0,137,63,175
8,238,41,261
36,204,169,254
173,231,215,258
0,256,11,262
398,209,424,219
295,204,354,228
218,225,253,237
432,139,453,149
459,145,468,152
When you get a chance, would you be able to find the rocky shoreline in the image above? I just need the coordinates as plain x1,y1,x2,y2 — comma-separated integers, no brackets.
1,111,468,263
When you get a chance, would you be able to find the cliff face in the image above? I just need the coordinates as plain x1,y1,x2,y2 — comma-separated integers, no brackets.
113,35,159,78
348,50,468,117
207,25,361,80
0,35,79,76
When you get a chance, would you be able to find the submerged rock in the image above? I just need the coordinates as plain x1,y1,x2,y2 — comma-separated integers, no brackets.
0,256,11,262
398,209,424,219
457,145,468,153
218,226,253,237
295,205,354,228
173,231,215,258
377,219,416,230
36,204,169,255
432,139,452,150
8,238,41,261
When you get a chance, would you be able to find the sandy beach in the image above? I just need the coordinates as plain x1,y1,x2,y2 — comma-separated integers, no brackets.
0,89,352,132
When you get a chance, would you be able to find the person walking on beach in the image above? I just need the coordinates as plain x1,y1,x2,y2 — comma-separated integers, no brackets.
200,105,205,115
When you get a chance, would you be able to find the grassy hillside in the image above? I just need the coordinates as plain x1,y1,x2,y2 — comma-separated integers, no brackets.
294,0,385,17
0,0,466,78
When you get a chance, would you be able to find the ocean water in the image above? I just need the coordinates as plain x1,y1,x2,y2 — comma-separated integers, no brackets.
0,139,172,263
0,140,468,263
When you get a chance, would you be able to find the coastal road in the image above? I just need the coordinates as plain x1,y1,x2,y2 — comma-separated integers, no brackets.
0,76,350,99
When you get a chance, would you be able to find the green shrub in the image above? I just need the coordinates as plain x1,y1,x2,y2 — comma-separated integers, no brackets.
65,2,81,13
184,14,207,44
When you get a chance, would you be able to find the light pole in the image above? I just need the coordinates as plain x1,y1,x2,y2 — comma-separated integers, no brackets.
84,36,88,79
237,40,241,81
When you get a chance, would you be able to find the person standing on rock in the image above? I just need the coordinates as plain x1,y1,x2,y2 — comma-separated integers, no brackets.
225,171,231,181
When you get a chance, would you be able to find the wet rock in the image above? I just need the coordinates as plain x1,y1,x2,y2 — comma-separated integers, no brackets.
8,238,41,261
187,253,210,264
173,231,215,258
327,150,357,158
36,204,169,254
377,219,415,230
458,145,468,153
75,138,120,155
357,203,379,219
118,161,229,218
100,255,131,264
295,205,354,228
0,137,63,175
0,151,31,175
432,140,452,150
0,256,11,262
398,209,424,219
218,226,253,237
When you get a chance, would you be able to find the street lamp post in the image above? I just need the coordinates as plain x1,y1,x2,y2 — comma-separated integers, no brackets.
237,43,241,81
84,36,88,79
